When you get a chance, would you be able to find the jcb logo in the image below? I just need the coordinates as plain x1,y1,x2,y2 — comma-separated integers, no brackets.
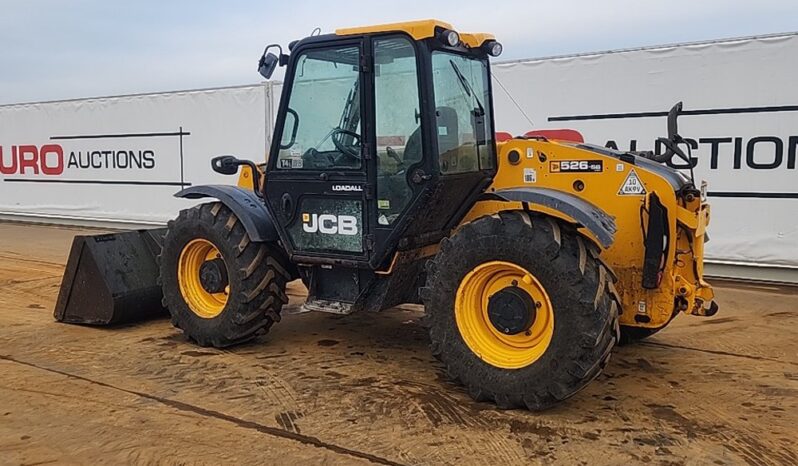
302,213,358,236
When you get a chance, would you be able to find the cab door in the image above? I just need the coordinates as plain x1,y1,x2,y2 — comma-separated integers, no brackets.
369,35,427,265
264,39,372,263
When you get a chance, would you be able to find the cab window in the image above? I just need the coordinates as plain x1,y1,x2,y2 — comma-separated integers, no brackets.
374,36,422,225
276,45,362,170
431,51,495,174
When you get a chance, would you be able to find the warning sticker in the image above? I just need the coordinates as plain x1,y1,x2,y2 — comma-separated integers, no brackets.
523,168,537,183
618,169,646,195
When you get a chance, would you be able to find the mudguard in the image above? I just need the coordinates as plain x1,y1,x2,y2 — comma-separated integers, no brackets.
176,185,279,242
493,187,616,248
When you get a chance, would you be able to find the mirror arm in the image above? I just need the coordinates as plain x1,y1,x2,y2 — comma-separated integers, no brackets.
211,156,263,195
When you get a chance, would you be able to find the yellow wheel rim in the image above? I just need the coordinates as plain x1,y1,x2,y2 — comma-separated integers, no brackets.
178,238,228,319
455,261,554,369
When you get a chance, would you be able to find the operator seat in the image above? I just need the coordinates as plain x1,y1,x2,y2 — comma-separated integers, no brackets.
402,106,459,163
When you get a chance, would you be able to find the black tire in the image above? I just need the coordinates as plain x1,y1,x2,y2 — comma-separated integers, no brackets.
159,202,290,347
422,211,620,410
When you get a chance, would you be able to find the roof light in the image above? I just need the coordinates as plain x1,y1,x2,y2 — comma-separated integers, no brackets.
484,40,503,57
438,29,460,47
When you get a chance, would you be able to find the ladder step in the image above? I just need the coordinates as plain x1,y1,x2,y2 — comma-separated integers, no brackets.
301,298,354,315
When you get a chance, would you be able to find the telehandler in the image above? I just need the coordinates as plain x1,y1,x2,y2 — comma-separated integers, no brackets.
55,20,717,410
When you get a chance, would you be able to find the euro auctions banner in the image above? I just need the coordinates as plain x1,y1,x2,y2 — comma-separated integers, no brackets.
0,84,271,225
492,32,798,269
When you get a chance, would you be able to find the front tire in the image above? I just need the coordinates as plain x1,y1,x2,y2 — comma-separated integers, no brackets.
160,202,290,347
423,212,620,410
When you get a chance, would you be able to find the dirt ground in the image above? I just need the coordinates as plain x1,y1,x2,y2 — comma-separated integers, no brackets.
0,222,796,466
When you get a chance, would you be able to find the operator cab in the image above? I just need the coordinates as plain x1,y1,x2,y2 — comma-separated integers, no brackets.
257,20,501,311
262,23,498,257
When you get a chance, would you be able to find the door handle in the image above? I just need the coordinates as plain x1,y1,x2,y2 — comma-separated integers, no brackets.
280,193,293,216
411,169,432,184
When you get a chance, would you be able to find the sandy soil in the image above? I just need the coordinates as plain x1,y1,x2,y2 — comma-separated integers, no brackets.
0,221,796,466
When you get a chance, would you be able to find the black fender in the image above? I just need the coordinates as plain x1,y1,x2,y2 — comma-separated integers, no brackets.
175,185,279,243
492,187,616,248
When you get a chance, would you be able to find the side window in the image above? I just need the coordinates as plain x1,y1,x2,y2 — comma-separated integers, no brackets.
374,37,422,225
431,52,495,174
277,45,362,170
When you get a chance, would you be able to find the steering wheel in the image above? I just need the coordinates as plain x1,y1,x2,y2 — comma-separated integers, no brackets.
331,128,362,160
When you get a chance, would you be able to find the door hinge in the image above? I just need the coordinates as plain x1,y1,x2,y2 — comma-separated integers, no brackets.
364,184,375,200
362,147,373,160
359,55,371,73
364,234,375,251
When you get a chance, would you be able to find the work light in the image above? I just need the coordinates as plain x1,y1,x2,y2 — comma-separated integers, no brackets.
484,40,503,57
439,29,460,47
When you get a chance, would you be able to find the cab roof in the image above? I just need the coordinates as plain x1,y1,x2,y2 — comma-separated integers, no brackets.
335,19,495,48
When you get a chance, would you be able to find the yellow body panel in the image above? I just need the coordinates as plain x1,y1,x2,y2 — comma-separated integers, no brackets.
459,32,496,48
336,19,494,47
463,140,714,330
236,164,263,191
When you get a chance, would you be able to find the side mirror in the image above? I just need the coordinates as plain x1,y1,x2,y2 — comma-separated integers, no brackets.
258,52,279,80
211,155,241,175
211,155,264,194
667,101,683,141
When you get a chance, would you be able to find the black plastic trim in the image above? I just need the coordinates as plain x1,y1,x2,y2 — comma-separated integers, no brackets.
642,192,668,289
175,185,279,242
493,187,616,248
575,143,690,191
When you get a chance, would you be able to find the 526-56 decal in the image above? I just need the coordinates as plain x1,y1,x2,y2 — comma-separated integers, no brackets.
550,160,603,173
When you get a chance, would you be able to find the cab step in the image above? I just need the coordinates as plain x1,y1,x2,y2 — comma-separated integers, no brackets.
301,298,355,315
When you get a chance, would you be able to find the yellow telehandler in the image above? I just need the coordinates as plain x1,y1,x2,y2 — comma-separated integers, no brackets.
55,20,716,410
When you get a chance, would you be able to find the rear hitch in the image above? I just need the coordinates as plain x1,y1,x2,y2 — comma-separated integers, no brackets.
690,300,719,317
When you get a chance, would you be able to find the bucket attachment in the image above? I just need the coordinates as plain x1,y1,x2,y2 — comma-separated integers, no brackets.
54,228,168,325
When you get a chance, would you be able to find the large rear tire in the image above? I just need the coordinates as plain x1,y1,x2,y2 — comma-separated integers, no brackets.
423,212,620,410
160,202,290,347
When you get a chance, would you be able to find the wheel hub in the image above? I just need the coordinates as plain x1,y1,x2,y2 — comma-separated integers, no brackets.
178,238,228,319
454,261,555,369
199,258,228,294
487,286,536,335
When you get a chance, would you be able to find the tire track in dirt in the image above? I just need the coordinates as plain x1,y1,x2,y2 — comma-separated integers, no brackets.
642,341,798,366
644,402,797,466
0,354,405,466
131,336,304,424
313,373,528,464
0,254,66,268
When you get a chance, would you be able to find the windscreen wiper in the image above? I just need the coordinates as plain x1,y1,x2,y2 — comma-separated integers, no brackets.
449,59,485,116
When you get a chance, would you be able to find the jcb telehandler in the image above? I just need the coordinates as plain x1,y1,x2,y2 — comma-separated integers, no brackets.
55,20,717,410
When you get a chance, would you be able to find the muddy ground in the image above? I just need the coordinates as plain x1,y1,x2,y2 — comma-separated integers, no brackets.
0,221,796,465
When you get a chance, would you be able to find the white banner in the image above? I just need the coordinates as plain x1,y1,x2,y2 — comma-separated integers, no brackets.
492,33,798,268
1,33,796,270
0,84,271,225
